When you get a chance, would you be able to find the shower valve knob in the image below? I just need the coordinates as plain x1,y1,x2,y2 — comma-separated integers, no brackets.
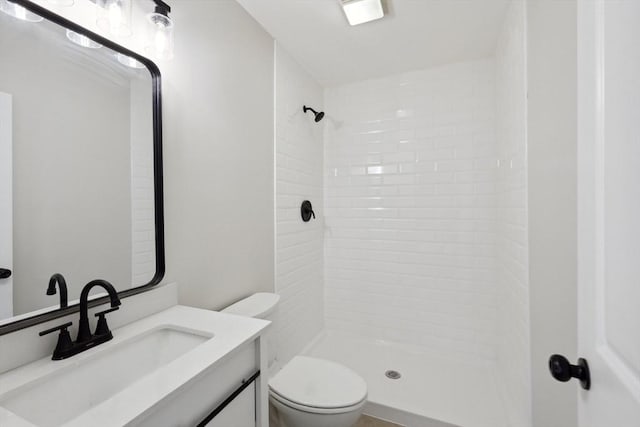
548,354,591,390
301,200,315,222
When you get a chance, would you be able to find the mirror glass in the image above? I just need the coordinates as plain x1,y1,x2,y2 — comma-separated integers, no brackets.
0,2,162,327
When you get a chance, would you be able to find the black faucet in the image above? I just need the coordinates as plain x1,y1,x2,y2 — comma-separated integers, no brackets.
77,279,121,342
47,273,68,309
39,279,121,360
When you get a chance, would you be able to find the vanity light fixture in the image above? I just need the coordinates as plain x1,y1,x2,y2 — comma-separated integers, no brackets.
341,0,384,26
0,0,43,22
66,29,102,49
145,0,173,60
96,0,174,60
96,0,132,37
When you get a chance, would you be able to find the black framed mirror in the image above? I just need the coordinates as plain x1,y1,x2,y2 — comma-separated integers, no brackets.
0,0,165,335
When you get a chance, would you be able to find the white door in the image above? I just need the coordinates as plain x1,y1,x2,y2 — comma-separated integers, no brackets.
577,0,640,425
0,92,12,319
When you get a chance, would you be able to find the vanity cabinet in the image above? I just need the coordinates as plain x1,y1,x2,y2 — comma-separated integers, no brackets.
0,306,269,427
131,340,261,427
204,382,256,427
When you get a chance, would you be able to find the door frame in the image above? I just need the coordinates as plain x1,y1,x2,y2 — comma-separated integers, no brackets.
0,92,13,319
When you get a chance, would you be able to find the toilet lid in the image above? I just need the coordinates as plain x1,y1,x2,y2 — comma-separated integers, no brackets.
269,356,367,409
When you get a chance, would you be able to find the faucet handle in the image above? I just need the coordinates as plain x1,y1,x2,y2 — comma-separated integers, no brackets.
38,321,73,337
94,307,119,317
39,322,74,360
94,307,119,336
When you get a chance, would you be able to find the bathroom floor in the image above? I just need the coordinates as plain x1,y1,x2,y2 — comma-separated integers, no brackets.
270,406,401,427
355,415,404,427
304,331,507,427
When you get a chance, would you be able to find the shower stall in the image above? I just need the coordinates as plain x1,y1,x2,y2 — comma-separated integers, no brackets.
273,3,528,426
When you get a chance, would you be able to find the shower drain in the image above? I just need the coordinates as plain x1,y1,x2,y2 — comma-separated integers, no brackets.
385,370,402,380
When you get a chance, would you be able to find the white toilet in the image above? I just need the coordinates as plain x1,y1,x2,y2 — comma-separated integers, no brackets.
222,293,368,427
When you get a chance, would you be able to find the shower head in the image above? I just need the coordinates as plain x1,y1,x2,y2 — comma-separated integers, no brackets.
303,105,325,123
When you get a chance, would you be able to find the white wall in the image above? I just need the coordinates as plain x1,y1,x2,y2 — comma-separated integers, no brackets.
161,0,275,310
274,44,324,368
527,1,578,426
323,60,500,360
495,2,531,426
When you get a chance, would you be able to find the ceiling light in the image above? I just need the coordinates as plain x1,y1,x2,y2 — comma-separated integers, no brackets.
0,0,43,22
341,0,384,26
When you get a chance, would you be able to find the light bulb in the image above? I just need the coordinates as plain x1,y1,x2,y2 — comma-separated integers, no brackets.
155,26,167,53
0,0,43,22
145,12,173,60
108,3,121,32
96,0,132,37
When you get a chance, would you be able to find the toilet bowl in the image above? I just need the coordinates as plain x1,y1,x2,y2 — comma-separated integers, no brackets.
269,355,367,427
222,293,368,427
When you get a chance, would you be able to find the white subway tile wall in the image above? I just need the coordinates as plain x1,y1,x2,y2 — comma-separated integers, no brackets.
130,79,156,286
130,141,155,285
274,45,325,368
495,2,531,426
324,60,500,360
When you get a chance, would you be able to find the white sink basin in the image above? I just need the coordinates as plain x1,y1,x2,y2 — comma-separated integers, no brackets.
0,326,211,427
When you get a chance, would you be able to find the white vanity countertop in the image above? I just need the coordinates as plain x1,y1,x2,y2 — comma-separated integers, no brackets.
0,305,269,427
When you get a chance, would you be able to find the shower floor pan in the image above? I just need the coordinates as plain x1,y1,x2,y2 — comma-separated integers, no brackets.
303,331,507,427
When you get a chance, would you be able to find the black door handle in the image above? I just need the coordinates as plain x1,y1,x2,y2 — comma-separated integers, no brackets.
549,354,591,390
0,268,11,279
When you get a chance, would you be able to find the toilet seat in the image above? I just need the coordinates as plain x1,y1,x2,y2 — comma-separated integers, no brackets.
270,389,366,415
268,356,367,414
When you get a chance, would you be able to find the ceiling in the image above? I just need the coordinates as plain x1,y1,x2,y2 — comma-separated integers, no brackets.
235,0,511,87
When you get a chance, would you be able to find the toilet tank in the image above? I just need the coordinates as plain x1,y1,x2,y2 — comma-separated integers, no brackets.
221,292,280,321
221,293,280,370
